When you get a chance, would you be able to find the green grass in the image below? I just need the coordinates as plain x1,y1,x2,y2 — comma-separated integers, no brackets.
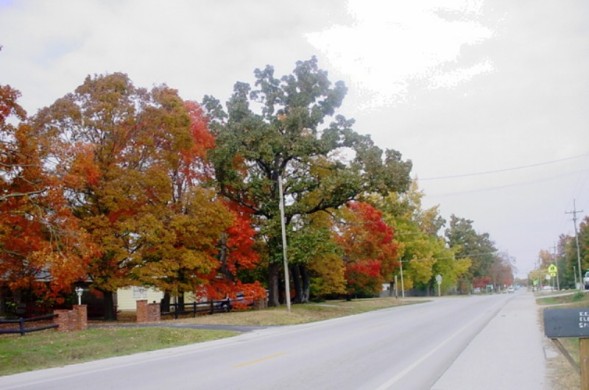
0,296,419,376
173,296,420,326
536,291,589,306
0,327,235,376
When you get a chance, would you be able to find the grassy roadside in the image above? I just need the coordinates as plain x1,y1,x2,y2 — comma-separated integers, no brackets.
536,290,589,362
172,296,420,326
536,290,589,389
0,297,416,376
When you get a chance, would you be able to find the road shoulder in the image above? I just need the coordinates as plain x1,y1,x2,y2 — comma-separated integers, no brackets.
432,292,548,390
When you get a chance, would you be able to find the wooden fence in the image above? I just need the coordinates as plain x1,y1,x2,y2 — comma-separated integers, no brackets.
0,314,58,336
163,300,231,319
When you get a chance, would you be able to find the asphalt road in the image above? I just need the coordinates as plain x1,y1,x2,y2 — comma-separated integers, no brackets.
0,294,535,390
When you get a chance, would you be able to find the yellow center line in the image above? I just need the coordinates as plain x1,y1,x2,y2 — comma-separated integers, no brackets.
234,352,286,368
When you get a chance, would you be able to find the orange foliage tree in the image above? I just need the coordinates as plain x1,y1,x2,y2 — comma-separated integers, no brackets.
0,85,94,309
32,74,236,318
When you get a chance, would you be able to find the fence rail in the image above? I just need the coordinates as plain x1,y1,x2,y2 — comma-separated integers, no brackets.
0,313,58,336
162,300,230,319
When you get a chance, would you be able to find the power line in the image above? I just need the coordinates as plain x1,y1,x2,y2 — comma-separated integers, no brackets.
420,153,589,181
427,169,588,198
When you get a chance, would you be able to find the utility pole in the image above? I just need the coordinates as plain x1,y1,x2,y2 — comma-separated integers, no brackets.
566,200,584,290
278,175,291,312
554,243,560,291
399,260,405,298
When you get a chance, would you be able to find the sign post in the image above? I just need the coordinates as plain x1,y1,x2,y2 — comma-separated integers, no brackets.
548,264,558,291
544,308,589,389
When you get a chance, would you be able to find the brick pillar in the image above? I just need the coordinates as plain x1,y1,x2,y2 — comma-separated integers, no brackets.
54,306,88,331
147,302,160,322
53,309,72,332
74,305,88,331
136,300,148,323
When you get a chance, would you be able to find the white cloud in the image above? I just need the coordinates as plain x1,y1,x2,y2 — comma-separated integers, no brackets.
306,0,494,107
428,60,494,89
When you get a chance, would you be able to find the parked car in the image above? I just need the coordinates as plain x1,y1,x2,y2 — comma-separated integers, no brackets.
213,297,232,312
584,271,589,289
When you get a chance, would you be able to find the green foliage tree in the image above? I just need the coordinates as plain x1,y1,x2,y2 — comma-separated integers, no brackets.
555,234,576,289
553,217,589,289
374,181,469,295
580,217,589,273
445,215,494,289
203,57,412,306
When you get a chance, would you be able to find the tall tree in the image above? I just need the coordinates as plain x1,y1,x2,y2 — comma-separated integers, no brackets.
203,57,412,306
288,213,345,302
374,182,469,295
445,216,493,282
33,74,228,319
0,85,93,307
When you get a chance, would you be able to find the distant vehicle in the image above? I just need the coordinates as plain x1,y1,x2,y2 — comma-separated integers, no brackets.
542,285,554,291
584,271,589,289
213,297,232,312
213,292,256,312
507,286,515,293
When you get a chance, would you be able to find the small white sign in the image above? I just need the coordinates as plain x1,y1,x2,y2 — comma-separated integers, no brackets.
133,286,147,299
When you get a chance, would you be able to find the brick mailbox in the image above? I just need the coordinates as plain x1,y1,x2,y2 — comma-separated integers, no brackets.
136,300,161,323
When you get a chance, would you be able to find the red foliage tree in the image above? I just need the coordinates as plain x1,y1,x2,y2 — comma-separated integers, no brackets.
202,202,264,306
336,201,399,297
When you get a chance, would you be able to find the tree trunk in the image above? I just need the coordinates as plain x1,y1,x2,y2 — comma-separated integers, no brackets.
268,262,280,307
161,292,171,313
301,265,310,303
0,287,4,316
103,290,117,321
292,264,303,303
178,291,185,312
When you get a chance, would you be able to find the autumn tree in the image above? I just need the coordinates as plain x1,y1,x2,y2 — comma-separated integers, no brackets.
536,249,554,270
203,57,412,306
0,85,93,310
287,212,345,302
32,74,233,319
373,181,469,295
334,201,399,297
209,202,265,302
489,252,515,288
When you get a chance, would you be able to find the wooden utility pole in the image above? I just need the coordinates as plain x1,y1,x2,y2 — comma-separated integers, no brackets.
278,175,291,312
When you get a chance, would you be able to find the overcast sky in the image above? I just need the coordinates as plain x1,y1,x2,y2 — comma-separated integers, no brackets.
1,0,587,277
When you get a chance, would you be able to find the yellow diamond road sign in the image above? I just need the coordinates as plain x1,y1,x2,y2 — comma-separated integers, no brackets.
548,264,557,276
